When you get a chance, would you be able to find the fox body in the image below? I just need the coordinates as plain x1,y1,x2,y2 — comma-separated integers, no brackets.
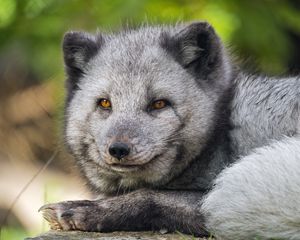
40,22,300,239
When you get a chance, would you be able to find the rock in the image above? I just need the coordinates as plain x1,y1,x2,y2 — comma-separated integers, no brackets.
25,230,208,240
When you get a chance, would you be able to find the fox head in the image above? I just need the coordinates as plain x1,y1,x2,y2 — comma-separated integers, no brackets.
63,22,232,194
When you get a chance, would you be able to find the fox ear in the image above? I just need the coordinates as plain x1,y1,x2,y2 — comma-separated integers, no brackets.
62,31,103,98
161,22,224,80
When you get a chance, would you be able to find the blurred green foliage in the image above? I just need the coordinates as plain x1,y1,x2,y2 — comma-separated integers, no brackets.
1,1,300,239
0,0,300,81
1,226,28,240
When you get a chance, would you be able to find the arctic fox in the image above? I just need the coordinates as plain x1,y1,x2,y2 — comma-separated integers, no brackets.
40,22,300,239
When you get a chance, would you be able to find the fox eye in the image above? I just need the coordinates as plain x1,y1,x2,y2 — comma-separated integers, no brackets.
150,99,169,110
97,98,112,109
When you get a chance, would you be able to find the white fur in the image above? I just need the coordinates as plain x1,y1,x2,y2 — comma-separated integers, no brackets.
202,137,300,240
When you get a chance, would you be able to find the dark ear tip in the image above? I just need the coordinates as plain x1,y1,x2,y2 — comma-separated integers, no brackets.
62,31,86,47
188,21,215,33
63,31,79,39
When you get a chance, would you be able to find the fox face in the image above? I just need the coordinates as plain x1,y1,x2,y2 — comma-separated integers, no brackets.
63,22,232,194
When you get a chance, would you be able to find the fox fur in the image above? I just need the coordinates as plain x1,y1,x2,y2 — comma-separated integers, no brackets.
40,22,300,240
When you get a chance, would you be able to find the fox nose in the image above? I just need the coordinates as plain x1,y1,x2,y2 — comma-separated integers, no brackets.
109,142,130,160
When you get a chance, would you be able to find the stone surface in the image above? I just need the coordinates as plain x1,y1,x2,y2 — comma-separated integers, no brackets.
25,230,208,240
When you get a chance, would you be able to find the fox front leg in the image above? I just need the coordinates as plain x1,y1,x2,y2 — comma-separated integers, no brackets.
39,194,152,232
39,189,208,236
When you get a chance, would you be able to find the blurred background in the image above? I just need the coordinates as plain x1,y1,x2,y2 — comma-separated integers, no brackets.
0,0,300,239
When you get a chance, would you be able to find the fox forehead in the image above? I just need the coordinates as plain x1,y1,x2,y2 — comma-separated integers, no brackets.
79,41,197,102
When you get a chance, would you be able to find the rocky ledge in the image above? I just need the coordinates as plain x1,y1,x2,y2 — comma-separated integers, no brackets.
25,230,209,240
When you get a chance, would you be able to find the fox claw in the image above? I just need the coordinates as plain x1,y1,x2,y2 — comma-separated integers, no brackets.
39,204,61,230
39,201,95,231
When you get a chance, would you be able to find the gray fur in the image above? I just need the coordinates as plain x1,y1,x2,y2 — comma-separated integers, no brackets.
231,74,300,157
65,22,232,194
40,22,300,239
200,74,300,239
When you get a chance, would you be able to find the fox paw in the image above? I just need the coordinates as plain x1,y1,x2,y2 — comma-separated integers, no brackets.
39,200,99,231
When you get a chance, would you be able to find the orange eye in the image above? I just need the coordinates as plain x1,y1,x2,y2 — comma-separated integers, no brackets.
151,100,168,110
98,98,112,109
